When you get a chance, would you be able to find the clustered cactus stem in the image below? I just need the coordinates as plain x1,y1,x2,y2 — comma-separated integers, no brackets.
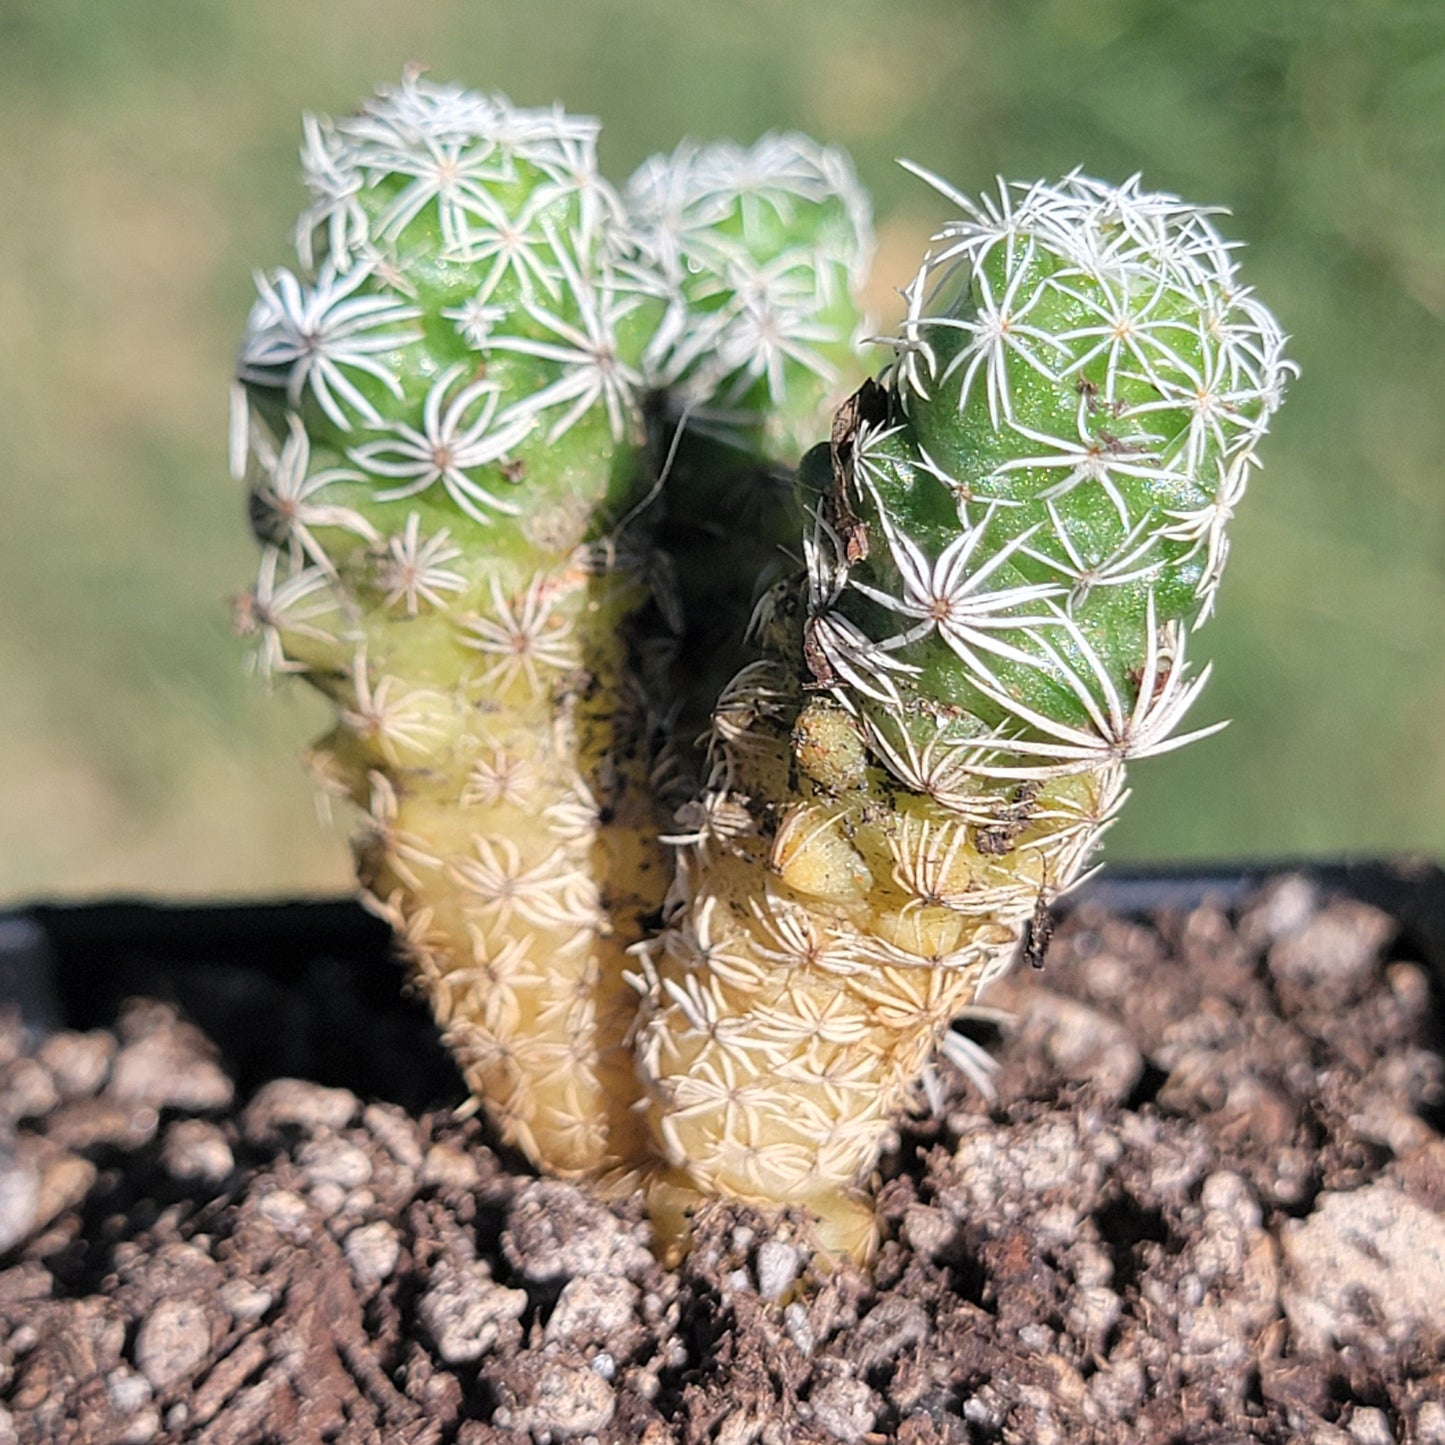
632,170,1293,1261
236,76,1293,1267
626,135,874,738
234,73,679,1180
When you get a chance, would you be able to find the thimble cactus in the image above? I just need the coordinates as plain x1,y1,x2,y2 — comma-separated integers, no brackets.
232,72,678,1180
632,169,1294,1261
232,75,1293,1268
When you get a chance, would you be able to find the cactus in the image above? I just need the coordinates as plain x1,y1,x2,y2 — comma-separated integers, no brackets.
232,73,678,1181
626,136,874,737
633,170,1294,1261
232,79,1292,1268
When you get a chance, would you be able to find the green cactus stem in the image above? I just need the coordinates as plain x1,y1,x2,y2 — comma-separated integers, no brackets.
233,73,677,1181
626,135,874,736
633,170,1294,1262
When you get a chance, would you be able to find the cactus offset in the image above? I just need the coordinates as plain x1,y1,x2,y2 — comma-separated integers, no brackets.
633,171,1294,1261
627,136,874,733
234,74,676,1179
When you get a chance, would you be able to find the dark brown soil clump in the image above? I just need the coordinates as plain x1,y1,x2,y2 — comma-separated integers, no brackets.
1,870,1443,1443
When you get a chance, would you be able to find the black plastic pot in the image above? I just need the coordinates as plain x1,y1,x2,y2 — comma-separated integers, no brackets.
0,894,457,1115
4,859,1443,1112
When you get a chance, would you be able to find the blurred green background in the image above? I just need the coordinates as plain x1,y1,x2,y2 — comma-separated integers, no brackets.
2,0,1443,903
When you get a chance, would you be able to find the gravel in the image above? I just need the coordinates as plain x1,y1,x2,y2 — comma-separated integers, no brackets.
0,874,1442,1442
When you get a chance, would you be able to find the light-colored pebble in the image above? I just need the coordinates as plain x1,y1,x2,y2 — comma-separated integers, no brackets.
1065,1285,1122,1348
241,1079,358,1143
362,1102,423,1169
254,1188,311,1239
1088,1356,1146,1419
0,1154,41,1255
160,1119,234,1183
308,1181,348,1218
106,1365,153,1414
1116,1112,1211,1201
755,1240,800,1302
297,1137,373,1190
133,1296,215,1391
417,1260,527,1364
1348,1094,1435,1157
808,1376,879,1445
0,1140,93,1251
1162,1173,1280,1389
420,1142,481,1192
1267,900,1393,1002
45,1098,159,1152
850,1296,929,1371
344,1220,401,1284
504,1180,652,1283
944,1114,1119,1248
37,1030,114,1098
1349,1406,1395,1445
544,1274,639,1345
784,1301,815,1356
109,1006,233,1113
899,1202,954,1259
115,1407,160,1444
3,1058,58,1120
1015,990,1144,1103
1282,1180,1445,1355
36,1148,96,1237
492,1356,616,1440
343,1188,375,1221
219,1280,275,1322
1416,1401,1445,1445
1242,873,1319,945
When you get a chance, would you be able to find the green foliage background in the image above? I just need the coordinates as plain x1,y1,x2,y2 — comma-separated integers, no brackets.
2,0,1442,900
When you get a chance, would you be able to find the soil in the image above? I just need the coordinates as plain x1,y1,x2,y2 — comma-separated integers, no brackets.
1,870,1443,1444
